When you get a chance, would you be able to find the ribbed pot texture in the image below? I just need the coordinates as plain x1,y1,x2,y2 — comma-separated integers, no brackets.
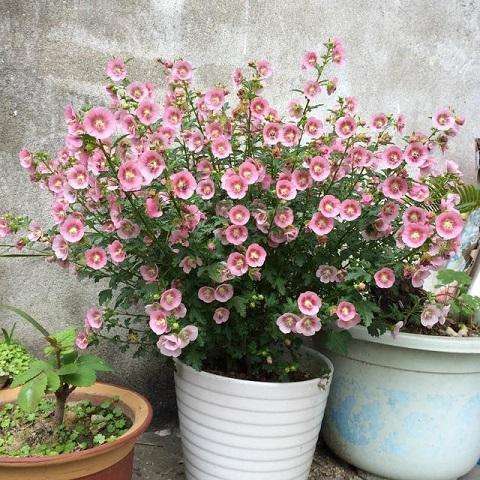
319,326,480,480
174,347,333,480
0,382,152,480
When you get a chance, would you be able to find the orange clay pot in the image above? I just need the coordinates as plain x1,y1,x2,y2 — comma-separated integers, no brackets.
0,382,152,480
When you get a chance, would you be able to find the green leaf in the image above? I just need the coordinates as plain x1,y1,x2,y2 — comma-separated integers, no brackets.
436,269,471,287
356,301,380,328
18,373,48,412
230,296,248,318
62,366,97,387
56,363,79,375
321,330,351,356
454,184,480,213
45,371,61,393
77,354,112,372
44,328,76,356
98,289,113,305
11,360,49,388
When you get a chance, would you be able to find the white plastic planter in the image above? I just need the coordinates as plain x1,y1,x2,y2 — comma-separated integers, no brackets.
320,326,480,480
174,348,333,480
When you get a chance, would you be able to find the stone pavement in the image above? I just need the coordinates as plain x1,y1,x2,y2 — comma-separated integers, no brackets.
133,426,480,480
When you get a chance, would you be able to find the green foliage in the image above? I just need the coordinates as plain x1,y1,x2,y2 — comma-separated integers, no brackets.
0,399,131,457
320,330,351,356
0,340,31,379
454,184,480,214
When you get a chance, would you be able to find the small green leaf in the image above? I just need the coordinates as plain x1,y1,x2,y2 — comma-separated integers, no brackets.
45,371,61,393
18,373,48,412
62,366,97,387
98,289,113,305
11,360,49,388
321,330,351,356
56,363,79,375
436,269,471,287
77,354,112,372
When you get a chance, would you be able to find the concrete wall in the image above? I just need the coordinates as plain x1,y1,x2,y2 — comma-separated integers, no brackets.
1,0,479,414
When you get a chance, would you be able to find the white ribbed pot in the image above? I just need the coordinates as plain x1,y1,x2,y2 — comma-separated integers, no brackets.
174,348,333,480
319,326,480,480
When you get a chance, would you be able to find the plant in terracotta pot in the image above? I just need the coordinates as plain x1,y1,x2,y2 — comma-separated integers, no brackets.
0,36,477,479
0,324,31,389
0,306,152,480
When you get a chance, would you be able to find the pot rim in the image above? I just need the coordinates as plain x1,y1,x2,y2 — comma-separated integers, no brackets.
0,382,152,465
174,346,333,387
349,325,480,353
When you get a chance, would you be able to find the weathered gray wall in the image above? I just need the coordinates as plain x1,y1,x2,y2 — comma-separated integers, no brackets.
1,0,479,414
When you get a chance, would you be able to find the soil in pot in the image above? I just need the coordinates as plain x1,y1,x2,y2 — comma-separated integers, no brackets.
0,397,132,457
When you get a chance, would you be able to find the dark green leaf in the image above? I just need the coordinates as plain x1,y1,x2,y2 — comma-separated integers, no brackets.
77,354,112,372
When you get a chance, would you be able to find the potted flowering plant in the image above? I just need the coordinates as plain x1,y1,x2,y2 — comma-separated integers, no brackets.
0,37,478,479
0,306,152,480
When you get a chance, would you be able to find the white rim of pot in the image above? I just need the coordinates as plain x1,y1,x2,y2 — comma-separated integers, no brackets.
348,325,480,354
174,347,334,387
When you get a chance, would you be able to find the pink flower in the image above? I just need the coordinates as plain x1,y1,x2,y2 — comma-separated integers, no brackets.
374,268,395,288
118,161,143,191
292,169,312,190
298,291,321,315
281,124,301,147
227,252,248,276
420,304,443,329
402,223,429,248
211,136,232,159
172,60,193,81
335,116,356,138
204,88,225,111
296,316,322,336
180,325,198,345
140,264,159,283
163,106,183,129
27,221,42,242
381,146,404,169
85,246,107,270
135,100,161,125
60,215,85,243
229,205,250,225
198,286,216,303
108,240,126,263
301,51,317,70
250,97,269,118
245,243,267,267
157,335,182,357
319,195,341,218
303,80,321,100
381,176,408,200
213,307,230,324
117,220,140,240
380,202,399,221
404,142,427,166
185,129,204,152
196,179,215,200
19,149,33,170
344,96,358,113
263,122,281,145
139,151,165,182
276,180,297,200
67,165,89,190
435,210,464,240
370,113,388,132
304,117,324,138
170,170,197,199
256,60,272,78
75,331,89,350
146,197,163,218
337,314,361,330
48,174,65,194
316,265,338,283
340,199,361,221
308,213,334,235
336,301,356,321
276,313,300,333
403,206,427,225
274,207,294,228
149,310,169,335
392,321,404,338
309,156,330,181
214,284,234,302
224,224,247,245
106,57,127,81
160,288,182,311
223,174,248,199
239,161,259,185
288,98,303,118
85,307,103,330
83,107,116,140
412,267,431,288
52,235,69,260
126,82,148,101
433,108,455,131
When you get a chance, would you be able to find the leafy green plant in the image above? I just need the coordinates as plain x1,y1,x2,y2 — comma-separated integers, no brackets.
0,325,32,380
454,184,480,214
0,306,111,425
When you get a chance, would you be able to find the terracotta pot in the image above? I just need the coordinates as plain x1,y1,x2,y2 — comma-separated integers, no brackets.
0,382,152,480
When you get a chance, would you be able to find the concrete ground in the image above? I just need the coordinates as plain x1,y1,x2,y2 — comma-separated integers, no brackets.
133,426,480,480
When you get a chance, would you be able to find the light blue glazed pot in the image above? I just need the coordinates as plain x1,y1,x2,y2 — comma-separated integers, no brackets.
320,327,480,480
